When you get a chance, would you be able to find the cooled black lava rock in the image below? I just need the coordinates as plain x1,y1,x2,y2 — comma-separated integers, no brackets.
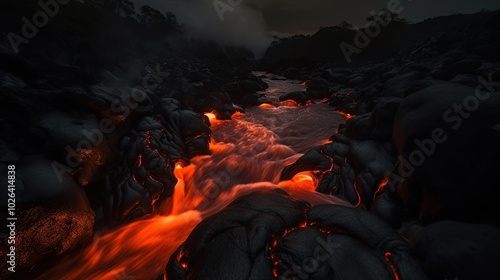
167,189,308,280
369,97,402,141
279,91,314,106
103,98,211,222
326,88,356,110
280,112,396,210
306,78,329,99
392,82,500,224
164,190,428,280
191,91,236,120
406,221,500,279
222,77,269,107
0,156,95,275
382,71,423,98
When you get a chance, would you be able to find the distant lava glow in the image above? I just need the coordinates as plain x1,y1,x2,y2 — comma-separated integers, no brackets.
336,111,354,119
279,100,299,107
204,112,217,121
258,103,275,109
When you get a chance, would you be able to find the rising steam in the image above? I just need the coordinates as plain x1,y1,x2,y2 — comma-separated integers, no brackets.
135,0,273,57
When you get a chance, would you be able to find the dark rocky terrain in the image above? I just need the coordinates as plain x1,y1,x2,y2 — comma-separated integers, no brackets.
1,1,499,279
164,9,500,280
0,0,268,278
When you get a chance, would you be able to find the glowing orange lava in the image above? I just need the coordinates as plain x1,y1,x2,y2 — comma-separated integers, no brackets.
321,139,333,145
336,111,353,119
291,172,314,184
204,112,216,121
259,103,275,109
384,252,401,280
374,178,389,197
279,100,299,107
41,99,351,280
39,211,202,280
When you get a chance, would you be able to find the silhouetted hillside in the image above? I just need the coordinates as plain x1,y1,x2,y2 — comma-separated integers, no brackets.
262,10,500,69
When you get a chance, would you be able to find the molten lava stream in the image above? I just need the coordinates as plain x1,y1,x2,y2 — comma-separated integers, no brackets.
40,79,349,280
38,211,202,280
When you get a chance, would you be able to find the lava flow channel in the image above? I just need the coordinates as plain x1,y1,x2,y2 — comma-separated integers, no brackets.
39,79,349,280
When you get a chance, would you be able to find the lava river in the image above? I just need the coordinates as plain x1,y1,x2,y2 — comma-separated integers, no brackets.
39,76,350,280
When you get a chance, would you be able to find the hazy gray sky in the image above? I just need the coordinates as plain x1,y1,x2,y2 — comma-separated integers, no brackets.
135,0,500,33
256,0,500,34
134,0,500,55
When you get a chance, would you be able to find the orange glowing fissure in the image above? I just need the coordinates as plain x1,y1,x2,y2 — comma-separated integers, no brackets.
353,181,364,208
42,103,352,280
384,252,401,280
268,221,309,278
374,178,389,198
336,111,353,119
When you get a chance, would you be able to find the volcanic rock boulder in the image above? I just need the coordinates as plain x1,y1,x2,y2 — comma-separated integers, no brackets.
35,109,122,188
100,98,212,222
222,76,269,107
105,117,181,222
282,67,300,80
382,71,422,98
391,82,500,224
369,97,403,141
280,135,394,210
279,91,314,106
2,55,215,227
280,98,401,209
0,156,95,275
155,98,212,159
165,190,427,280
407,221,500,279
326,88,356,111
306,78,329,99
195,91,236,120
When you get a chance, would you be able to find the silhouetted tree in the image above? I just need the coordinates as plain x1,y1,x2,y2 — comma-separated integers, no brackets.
82,0,104,8
84,0,135,18
165,12,177,26
271,36,280,46
366,8,409,25
138,5,166,25
164,11,183,32
318,21,354,33
337,21,354,31
112,0,135,18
